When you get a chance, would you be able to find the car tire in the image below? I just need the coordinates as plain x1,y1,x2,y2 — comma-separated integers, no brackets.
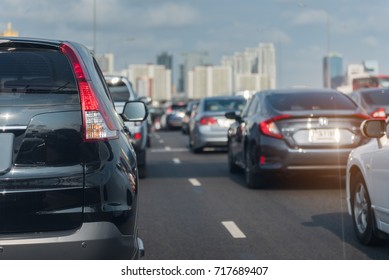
189,133,202,153
244,148,262,189
351,172,380,245
228,143,240,173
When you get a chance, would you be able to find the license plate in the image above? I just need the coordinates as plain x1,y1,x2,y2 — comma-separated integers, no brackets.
310,129,337,143
217,119,234,128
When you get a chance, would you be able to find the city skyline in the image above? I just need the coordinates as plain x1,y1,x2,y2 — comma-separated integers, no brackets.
1,0,389,88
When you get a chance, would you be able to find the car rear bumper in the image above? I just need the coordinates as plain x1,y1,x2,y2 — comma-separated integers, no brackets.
255,143,352,175
196,128,228,148
0,222,144,260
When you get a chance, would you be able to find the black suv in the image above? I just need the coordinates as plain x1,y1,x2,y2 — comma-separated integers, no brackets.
0,37,147,259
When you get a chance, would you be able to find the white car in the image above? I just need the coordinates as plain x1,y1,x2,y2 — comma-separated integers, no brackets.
346,118,389,245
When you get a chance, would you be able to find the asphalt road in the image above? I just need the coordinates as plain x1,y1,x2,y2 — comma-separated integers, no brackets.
138,130,389,260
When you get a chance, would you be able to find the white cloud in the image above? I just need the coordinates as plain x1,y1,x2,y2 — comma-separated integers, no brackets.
146,3,199,27
293,9,328,25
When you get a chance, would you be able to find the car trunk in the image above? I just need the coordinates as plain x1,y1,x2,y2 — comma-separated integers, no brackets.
0,105,84,234
275,111,367,149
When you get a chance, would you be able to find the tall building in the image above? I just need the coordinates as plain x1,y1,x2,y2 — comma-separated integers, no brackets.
187,65,232,99
258,43,276,89
323,53,343,88
157,52,173,71
128,64,171,102
220,43,276,93
178,51,209,94
96,53,114,74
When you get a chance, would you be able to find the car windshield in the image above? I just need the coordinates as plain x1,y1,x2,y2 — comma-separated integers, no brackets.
268,92,357,111
361,90,389,105
204,98,246,112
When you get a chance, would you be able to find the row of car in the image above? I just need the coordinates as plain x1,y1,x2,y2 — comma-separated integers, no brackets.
182,87,389,246
0,37,148,259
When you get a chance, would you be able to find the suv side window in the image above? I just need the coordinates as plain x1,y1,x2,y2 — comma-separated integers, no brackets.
247,95,259,117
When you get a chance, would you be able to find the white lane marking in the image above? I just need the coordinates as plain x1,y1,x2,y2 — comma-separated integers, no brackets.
165,146,171,150
222,221,247,238
188,178,201,186
173,158,181,164
159,139,164,143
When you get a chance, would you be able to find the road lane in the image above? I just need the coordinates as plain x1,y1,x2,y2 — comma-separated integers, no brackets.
138,130,389,260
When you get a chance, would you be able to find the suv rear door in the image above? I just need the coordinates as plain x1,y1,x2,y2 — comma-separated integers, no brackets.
0,43,84,233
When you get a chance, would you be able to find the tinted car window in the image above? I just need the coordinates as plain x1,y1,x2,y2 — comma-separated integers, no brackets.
0,49,78,105
361,90,389,105
268,92,358,111
204,99,246,112
107,80,131,102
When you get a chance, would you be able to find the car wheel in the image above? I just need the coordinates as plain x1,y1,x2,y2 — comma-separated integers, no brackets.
245,148,260,188
189,133,202,153
351,172,379,245
228,143,240,173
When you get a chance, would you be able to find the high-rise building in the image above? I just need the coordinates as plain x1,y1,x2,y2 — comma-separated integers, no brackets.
96,53,114,75
187,65,232,99
258,43,276,89
220,43,276,93
323,53,343,88
178,52,209,94
157,52,173,71
127,64,171,102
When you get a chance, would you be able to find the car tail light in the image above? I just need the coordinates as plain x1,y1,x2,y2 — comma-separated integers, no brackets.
133,132,142,140
371,108,386,119
199,116,217,126
60,43,118,142
259,115,290,139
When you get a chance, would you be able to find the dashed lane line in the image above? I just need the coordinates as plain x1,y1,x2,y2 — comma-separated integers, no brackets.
188,178,201,187
222,221,247,239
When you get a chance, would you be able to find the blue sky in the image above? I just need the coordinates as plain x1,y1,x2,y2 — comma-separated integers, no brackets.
1,0,389,88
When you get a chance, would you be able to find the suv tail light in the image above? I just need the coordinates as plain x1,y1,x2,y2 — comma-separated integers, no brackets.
371,108,386,119
259,115,290,139
199,116,217,126
60,43,118,142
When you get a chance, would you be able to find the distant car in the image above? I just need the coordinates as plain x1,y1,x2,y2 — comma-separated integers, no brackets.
188,96,246,153
346,118,389,245
349,87,389,119
105,75,149,178
226,88,369,188
0,36,147,259
160,101,187,130
181,100,199,134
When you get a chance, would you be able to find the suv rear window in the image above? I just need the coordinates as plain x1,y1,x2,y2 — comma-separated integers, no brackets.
268,92,358,111
0,49,79,105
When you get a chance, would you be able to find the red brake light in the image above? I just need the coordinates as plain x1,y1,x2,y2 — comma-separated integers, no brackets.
259,115,290,139
199,116,217,126
133,132,142,140
60,43,118,142
371,108,386,119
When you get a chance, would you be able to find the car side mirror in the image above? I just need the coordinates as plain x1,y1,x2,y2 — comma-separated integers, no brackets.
360,119,386,138
122,101,148,122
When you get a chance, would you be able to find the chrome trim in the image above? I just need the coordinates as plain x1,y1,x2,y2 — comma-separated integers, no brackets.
0,126,27,131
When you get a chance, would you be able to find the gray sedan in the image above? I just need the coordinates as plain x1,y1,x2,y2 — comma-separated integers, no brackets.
188,96,246,153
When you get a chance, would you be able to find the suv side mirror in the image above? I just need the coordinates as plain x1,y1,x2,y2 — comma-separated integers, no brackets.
360,119,386,138
122,101,148,122
225,111,242,123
